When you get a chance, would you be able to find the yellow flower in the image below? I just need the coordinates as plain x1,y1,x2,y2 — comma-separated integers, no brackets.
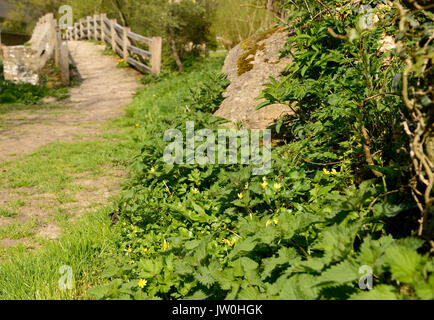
135,123,139,127
323,168,330,175
163,239,169,250
149,167,155,174
273,218,279,225
223,238,235,247
125,247,132,255
130,224,135,231
266,220,272,227
331,168,338,175
138,279,147,288
122,222,126,226
244,183,249,190
192,188,199,194
238,192,243,199
261,181,268,189
262,176,267,181
273,183,281,191
142,248,148,254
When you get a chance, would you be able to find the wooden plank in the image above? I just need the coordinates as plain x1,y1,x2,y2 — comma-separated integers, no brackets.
127,31,152,45
127,45,151,60
110,19,117,53
114,45,123,57
114,34,123,49
127,57,151,73
113,22,123,33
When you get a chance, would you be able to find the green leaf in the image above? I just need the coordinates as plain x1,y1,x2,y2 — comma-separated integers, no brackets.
229,236,257,259
415,275,434,300
349,285,399,300
384,245,426,284
317,259,360,284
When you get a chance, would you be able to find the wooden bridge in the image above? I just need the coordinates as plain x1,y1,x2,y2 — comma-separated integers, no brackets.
2,12,162,87
64,14,162,75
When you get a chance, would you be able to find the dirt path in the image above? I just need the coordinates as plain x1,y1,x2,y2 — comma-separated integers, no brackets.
0,41,141,249
0,41,141,162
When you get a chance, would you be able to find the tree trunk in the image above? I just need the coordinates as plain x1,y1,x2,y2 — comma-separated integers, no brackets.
170,39,183,73
111,0,128,26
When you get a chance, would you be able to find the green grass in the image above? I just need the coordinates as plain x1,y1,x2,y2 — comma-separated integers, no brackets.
0,128,137,194
0,207,119,299
0,125,138,298
0,110,141,300
0,219,39,240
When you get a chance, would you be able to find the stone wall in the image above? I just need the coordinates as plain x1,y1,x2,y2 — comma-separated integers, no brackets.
2,14,58,85
3,46,40,85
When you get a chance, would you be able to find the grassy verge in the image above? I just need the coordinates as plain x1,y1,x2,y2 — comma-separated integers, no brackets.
0,115,141,300
0,206,118,299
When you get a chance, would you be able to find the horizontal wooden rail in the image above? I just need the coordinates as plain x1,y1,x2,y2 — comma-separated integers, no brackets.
66,13,162,74
127,45,152,59
127,31,152,45
127,57,152,73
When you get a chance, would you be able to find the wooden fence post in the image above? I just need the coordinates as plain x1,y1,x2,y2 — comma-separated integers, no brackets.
60,41,70,86
87,16,91,40
80,19,84,40
151,36,162,74
93,14,98,41
110,19,117,53
54,26,61,67
74,23,78,40
100,14,106,44
123,26,130,61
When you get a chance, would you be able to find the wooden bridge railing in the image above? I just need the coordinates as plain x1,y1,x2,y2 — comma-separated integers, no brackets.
64,14,162,75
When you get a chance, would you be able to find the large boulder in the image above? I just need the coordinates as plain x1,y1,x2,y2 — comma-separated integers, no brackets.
214,27,294,129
